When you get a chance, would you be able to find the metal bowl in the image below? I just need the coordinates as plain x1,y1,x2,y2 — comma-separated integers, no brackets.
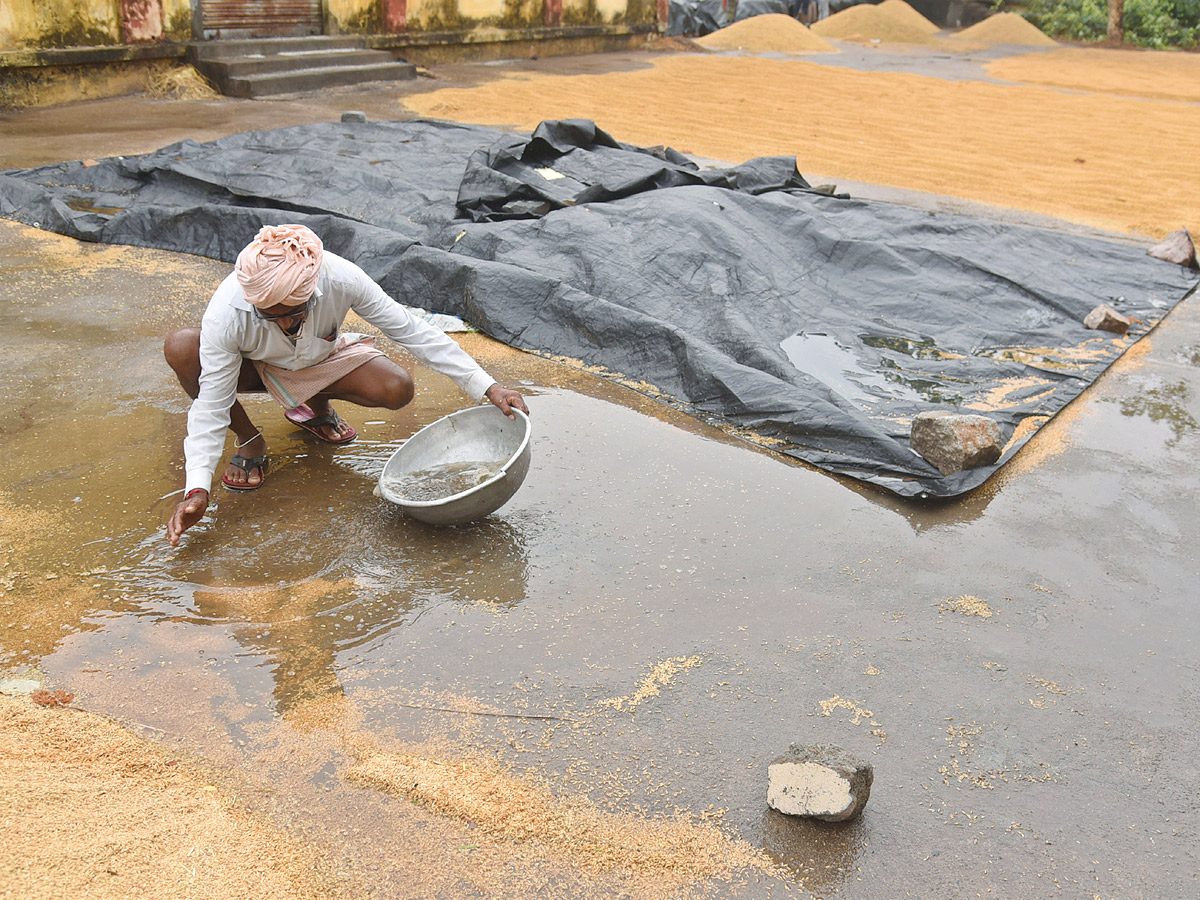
378,406,531,525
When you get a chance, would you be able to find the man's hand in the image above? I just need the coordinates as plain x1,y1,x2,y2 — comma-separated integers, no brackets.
485,384,530,419
167,490,208,546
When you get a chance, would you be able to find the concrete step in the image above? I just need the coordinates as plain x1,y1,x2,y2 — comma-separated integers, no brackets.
190,36,364,61
223,62,417,99
209,49,396,79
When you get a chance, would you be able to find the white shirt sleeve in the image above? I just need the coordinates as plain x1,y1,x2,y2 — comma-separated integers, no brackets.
183,311,245,494
346,264,496,402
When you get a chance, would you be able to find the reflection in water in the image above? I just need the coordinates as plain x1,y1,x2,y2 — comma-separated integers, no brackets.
1109,379,1197,445
781,332,915,405
860,334,964,361
64,197,125,216
782,331,1009,409
183,514,532,715
760,807,868,892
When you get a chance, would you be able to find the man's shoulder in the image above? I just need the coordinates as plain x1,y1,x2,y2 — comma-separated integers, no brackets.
322,251,366,281
320,252,378,300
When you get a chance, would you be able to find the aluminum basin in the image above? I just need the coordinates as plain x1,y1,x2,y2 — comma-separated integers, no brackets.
378,406,531,525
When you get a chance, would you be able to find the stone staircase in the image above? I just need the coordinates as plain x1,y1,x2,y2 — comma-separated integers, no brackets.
189,36,416,99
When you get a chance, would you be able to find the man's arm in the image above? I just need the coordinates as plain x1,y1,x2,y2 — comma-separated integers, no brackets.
348,264,523,408
167,319,244,545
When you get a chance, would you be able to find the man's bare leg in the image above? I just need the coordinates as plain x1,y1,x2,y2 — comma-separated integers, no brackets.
295,356,415,441
164,327,267,489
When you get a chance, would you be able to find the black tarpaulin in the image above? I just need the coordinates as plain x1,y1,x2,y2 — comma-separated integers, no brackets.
734,0,791,21
1,118,1195,498
666,0,729,36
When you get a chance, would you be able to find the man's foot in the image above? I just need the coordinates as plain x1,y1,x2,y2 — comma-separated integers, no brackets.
284,402,357,444
221,433,267,490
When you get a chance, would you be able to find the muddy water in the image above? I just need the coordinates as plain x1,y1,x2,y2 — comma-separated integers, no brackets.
3,218,1199,898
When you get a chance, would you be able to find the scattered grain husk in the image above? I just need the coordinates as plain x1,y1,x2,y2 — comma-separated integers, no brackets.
940,595,995,618
818,695,875,724
987,47,1200,102
811,4,940,44
695,14,837,53
146,64,220,100
599,655,703,712
951,12,1057,46
346,747,764,881
878,0,941,34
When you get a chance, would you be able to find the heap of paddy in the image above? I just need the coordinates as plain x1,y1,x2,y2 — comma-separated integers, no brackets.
695,14,837,53
812,3,942,44
876,0,941,34
952,12,1058,46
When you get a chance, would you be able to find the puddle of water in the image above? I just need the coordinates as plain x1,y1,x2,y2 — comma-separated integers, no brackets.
781,331,920,405
64,197,126,216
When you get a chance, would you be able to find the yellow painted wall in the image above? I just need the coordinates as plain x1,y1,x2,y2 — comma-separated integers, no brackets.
595,0,627,18
161,0,193,41
458,0,507,19
0,0,121,50
325,0,363,25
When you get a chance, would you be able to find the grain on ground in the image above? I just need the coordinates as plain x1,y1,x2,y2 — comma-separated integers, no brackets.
987,46,1200,102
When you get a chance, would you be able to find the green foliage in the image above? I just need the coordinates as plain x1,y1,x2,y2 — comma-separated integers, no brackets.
1023,0,1200,48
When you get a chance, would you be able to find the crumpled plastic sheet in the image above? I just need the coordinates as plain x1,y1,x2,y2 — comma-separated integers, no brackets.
666,0,730,36
1,117,1195,498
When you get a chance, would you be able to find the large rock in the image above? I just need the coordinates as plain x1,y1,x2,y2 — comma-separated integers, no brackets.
910,410,1002,476
1147,228,1197,269
1083,303,1132,335
767,743,873,822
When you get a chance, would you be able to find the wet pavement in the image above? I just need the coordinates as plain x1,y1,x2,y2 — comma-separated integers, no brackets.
2,68,1198,899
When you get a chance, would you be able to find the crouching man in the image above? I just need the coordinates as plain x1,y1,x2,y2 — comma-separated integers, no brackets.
165,223,528,546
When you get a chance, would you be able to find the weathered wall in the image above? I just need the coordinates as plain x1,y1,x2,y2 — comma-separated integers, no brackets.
326,0,656,32
0,0,122,49
0,0,193,49
162,0,192,40
2,0,658,48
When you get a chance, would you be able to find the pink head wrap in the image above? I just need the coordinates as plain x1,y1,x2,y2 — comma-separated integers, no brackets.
234,224,323,308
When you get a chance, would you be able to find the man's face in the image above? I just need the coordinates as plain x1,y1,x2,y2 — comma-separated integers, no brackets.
255,300,309,336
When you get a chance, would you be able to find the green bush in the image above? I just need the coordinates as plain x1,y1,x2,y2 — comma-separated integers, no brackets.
1022,0,1200,48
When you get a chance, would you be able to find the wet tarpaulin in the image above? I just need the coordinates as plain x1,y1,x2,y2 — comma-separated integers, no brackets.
1,118,1195,497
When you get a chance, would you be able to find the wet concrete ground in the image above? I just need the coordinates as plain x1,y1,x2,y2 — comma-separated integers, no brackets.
2,55,1198,899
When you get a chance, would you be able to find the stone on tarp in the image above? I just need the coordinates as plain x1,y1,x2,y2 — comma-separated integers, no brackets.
767,743,873,822
341,111,368,123
1147,228,1197,269
910,410,1002,476
1083,303,1132,335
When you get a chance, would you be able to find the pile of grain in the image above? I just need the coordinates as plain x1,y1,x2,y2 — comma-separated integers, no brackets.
878,0,941,34
695,14,837,53
952,12,1057,46
811,3,939,44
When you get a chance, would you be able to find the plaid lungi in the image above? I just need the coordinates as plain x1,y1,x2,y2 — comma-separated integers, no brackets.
252,334,385,409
